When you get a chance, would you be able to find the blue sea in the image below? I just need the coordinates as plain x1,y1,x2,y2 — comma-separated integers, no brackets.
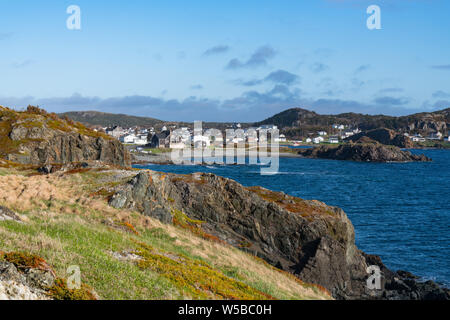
134,149,450,287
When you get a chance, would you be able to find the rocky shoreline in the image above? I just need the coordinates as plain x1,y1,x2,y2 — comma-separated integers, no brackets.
109,170,449,300
1,107,447,300
132,151,303,166
298,143,431,162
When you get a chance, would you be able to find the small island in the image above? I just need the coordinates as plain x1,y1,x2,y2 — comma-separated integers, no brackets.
298,139,432,163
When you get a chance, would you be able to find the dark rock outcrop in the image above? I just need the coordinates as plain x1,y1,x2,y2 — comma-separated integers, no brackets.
298,143,431,162
0,106,131,167
8,129,130,167
345,128,413,148
109,171,448,300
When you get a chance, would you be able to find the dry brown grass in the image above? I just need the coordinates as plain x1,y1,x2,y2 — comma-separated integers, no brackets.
0,169,331,300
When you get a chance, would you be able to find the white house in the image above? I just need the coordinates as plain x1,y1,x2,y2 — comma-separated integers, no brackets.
194,135,211,148
106,126,125,138
258,124,278,131
120,134,147,145
329,136,339,144
274,134,287,142
120,134,137,144
305,138,312,143
318,131,327,136
428,132,443,140
231,137,245,144
411,135,426,142
134,136,148,145
344,131,354,137
170,142,187,149
332,124,346,130
313,137,324,144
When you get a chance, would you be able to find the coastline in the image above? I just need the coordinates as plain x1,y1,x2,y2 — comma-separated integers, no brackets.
130,148,450,290
132,151,303,165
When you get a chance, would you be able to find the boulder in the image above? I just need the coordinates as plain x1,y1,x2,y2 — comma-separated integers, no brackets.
0,206,22,222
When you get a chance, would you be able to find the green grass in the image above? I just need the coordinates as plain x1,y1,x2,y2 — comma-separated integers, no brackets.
142,148,173,154
0,214,180,299
415,140,450,149
0,209,278,299
0,168,331,300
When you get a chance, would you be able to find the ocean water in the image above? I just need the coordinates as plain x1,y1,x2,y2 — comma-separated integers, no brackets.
134,149,450,287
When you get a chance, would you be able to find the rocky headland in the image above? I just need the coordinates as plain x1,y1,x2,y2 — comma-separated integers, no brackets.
109,170,448,300
298,141,431,162
0,106,130,167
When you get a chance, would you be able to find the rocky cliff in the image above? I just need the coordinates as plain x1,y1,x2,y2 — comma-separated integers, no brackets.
298,143,431,162
109,171,448,300
345,128,413,148
0,106,130,167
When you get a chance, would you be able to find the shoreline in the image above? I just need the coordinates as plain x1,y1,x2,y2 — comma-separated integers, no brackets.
132,151,303,165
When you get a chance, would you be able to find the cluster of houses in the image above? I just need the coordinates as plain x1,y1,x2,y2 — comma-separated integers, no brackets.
104,126,154,145
404,131,450,142
103,122,450,149
296,126,362,145
104,124,287,149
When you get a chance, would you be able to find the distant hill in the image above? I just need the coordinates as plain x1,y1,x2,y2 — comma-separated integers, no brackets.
60,111,164,128
60,111,245,131
60,107,450,138
255,107,450,138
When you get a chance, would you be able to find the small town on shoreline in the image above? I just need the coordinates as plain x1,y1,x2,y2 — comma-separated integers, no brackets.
96,114,450,152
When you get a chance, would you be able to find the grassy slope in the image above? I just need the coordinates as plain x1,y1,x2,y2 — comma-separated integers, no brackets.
0,166,330,300
60,111,163,128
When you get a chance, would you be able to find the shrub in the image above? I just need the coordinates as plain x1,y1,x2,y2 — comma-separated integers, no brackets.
47,278,97,300
26,105,47,115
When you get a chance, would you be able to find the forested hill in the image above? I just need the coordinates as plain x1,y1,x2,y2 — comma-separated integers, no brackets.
254,107,450,134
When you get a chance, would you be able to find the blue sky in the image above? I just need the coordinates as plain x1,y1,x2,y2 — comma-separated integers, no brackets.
0,0,449,122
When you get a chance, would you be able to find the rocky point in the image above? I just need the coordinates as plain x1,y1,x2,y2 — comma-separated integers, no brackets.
0,106,130,167
109,170,448,300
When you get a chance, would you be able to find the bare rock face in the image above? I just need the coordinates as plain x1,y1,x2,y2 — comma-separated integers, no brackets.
1,107,131,167
298,143,431,162
109,171,448,300
345,128,413,148
8,129,130,167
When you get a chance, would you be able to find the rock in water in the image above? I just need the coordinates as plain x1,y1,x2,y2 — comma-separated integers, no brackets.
345,128,414,148
298,143,431,162
109,171,448,300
